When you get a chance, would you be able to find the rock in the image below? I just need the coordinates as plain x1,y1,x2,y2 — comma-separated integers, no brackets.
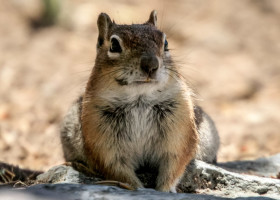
180,159,280,198
217,153,280,177
36,164,100,184
0,184,234,200
1,154,280,199
0,183,279,200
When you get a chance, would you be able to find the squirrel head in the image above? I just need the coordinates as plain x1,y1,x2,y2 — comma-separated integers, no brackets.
92,11,173,89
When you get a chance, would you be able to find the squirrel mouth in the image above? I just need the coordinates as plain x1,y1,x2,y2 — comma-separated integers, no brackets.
134,77,157,84
115,77,157,86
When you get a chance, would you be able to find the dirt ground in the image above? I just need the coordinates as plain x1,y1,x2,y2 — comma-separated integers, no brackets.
0,0,280,171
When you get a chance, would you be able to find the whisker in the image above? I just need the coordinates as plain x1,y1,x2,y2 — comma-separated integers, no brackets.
163,71,179,82
95,68,124,80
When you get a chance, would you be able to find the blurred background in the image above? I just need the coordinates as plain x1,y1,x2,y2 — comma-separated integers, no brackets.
0,0,280,171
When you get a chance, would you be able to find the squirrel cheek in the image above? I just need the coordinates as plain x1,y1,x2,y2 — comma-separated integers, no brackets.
107,51,121,59
157,57,164,69
164,51,171,58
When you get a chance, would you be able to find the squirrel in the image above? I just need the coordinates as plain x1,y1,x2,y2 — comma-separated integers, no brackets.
0,10,219,192
60,10,220,193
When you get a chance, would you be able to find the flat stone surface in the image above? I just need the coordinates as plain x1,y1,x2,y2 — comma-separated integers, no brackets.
218,154,280,177
0,183,278,200
1,154,280,200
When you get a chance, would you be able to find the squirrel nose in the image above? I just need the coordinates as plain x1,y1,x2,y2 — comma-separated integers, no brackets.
140,55,159,77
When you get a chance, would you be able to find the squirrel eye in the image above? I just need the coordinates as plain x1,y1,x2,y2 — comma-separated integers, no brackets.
164,39,169,51
110,38,122,53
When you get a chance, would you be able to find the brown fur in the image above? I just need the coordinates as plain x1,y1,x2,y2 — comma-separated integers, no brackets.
82,85,198,191
79,11,199,192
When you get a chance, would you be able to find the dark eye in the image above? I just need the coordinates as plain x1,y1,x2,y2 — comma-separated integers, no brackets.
110,38,122,53
164,39,169,51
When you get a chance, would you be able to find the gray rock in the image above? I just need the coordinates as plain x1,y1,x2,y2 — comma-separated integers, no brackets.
180,159,280,198
217,154,280,177
36,164,101,184
1,154,280,200
0,183,277,200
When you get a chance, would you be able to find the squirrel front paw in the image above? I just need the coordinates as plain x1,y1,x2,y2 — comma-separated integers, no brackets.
156,184,177,193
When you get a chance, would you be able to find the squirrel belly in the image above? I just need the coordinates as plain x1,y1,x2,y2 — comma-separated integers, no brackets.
60,10,219,193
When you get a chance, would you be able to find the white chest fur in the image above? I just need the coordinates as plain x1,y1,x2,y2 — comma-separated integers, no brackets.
96,83,182,156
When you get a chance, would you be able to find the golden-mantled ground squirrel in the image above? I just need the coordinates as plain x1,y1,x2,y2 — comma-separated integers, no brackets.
60,10,220,193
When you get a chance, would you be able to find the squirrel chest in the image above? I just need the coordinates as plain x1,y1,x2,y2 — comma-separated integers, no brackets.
95,94,178,155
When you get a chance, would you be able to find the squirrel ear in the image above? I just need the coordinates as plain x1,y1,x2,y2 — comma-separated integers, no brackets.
147,10,157,26
97,13,113,47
